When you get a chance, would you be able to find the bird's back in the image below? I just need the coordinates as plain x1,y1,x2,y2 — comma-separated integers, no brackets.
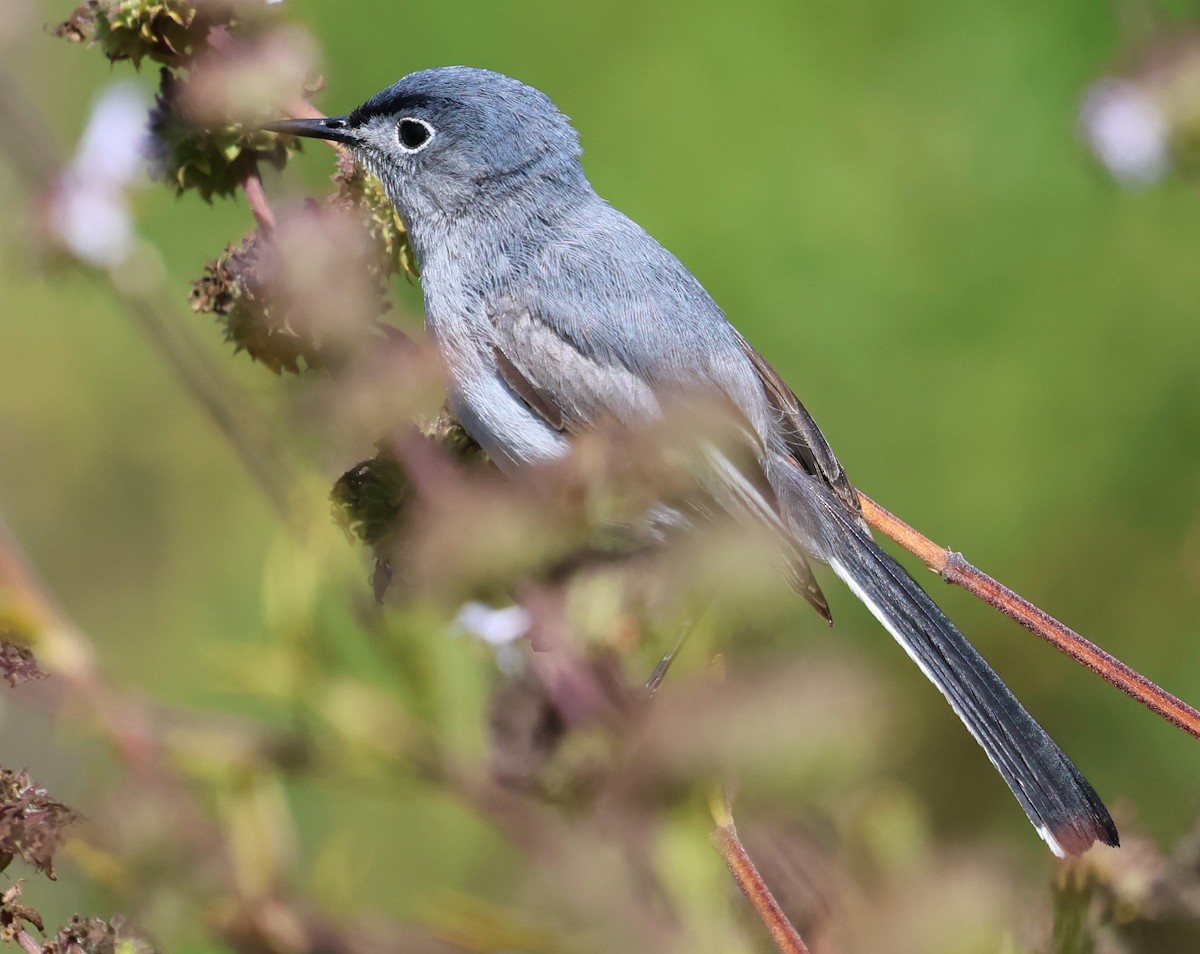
505,200,787,443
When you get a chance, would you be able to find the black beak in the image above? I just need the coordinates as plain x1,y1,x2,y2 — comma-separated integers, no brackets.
263,116,358,145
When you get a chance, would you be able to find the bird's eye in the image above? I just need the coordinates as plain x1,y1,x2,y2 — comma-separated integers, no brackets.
397,117,433,152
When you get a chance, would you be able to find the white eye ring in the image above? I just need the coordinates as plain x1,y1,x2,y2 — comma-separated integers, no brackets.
397,117,434,153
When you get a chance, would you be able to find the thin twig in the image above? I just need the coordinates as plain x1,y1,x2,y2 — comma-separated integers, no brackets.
644,618,695,697
13,929,41,954
242,168,276,235
0,69,59,188
858,491,1200,740
710,792,811,954
107,275,297,524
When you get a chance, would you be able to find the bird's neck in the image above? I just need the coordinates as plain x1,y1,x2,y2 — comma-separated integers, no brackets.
405,164,597,276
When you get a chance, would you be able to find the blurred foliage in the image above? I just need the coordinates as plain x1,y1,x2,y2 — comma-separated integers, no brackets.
0,0,1199,952
58,0,302,200
331,414,485,600
1050,825,1200,953
190,155,413,372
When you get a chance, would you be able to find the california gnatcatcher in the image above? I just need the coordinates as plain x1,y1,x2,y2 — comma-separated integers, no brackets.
267,66,1118,856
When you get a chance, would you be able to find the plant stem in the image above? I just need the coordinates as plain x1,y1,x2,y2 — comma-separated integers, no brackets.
858,491,1200,740
711,795,811,954
14,929,41,954
242,168,276,235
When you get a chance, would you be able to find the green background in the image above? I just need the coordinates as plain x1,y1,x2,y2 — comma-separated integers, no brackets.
2,0,1199,949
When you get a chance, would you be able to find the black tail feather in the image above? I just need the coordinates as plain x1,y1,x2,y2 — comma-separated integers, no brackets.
787,479,1118,855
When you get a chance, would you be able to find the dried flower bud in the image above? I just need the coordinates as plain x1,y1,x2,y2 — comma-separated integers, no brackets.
0,642,46,687
148,67,297,201
331,451,412,551
192,231,293,368
190,151,420,370
44,914,159,954
0,769,78,880
55,0,280,69
331,419,486,599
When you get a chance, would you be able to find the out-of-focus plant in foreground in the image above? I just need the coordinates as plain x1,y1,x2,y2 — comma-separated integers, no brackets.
0,1,1198,952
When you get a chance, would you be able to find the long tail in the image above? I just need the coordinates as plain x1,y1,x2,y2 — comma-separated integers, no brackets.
779,472,1119,855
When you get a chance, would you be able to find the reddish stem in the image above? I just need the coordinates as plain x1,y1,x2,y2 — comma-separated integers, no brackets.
14,930,41,954
858,492,1200,741
241,170,276,235
714,821,811,954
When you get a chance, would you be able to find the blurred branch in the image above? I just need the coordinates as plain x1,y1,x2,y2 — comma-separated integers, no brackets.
106,271,297,522
0,66,297,524
241,167,276,235
0,514,161,771
0,69,58,189
710,792,811,954
859,491,1200,740
13,932,40,954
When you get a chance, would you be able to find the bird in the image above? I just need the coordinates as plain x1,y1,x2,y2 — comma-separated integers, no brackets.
266,66,1119,856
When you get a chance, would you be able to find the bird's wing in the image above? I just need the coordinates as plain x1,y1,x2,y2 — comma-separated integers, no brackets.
736,341,863,522
489,303,659,434
488,208,858,516
489,301,832,620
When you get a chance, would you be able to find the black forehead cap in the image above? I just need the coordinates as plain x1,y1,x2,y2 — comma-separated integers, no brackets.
345,66,560,129
349,91,447,127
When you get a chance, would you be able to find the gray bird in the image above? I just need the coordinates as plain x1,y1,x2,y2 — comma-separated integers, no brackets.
267,66,1118,856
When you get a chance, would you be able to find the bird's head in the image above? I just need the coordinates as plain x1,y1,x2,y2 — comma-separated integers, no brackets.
266,66,586,227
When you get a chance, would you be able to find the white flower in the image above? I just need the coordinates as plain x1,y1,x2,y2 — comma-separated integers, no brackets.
455,601,532,647
52,82,148,266
1079,78,1170,185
